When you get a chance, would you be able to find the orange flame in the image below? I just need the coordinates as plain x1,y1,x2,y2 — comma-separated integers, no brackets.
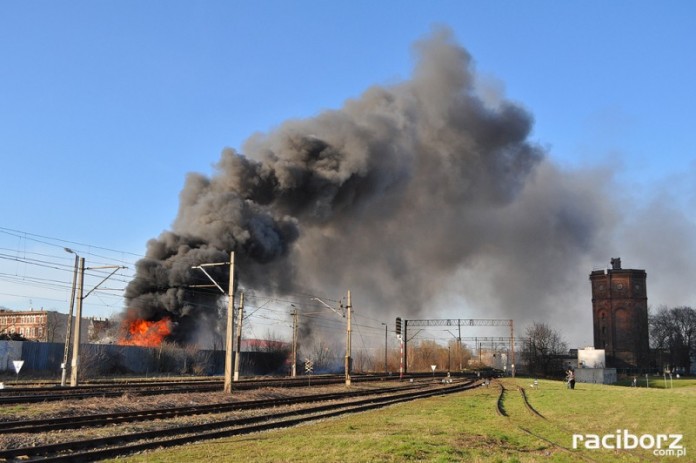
119,318,171,347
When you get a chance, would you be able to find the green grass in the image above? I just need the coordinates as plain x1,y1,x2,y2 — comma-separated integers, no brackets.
103,378,694,462
614,376,696,389
0,405,34,417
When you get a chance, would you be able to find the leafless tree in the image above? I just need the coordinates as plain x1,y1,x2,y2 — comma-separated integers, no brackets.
650,306,696,373
353,347,375,373
45,312,66,343
521,322,568,377
414,339,440,371
310,338,337,373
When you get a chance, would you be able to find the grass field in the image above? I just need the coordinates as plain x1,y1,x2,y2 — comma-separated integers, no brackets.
114,378,694,463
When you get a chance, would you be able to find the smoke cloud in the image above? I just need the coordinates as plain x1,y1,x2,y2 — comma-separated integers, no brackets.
124,27,616,345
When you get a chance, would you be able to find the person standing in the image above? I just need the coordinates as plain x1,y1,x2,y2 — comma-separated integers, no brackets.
567,369,575,389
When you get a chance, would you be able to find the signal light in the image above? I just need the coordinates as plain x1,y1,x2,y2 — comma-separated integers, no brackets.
395,317,402,336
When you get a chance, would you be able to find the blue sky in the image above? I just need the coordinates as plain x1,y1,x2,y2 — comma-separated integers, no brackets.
1,2,695,347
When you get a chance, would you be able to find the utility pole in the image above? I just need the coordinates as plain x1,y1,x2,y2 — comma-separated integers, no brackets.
399,336,404,380
382,322,388,374
61,250,79,386
191,252,235,393
510,320,515,377
458,320,462,371
70,259,125,387
310,293,351,386
69,257,85,387
225,252,235,393
478,338,482,365
403,320,408,375
291,306,298,377
233,292,244,382
345,290,352,387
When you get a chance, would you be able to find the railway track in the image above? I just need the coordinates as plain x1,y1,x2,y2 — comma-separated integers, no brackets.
0,379,480,462
0,374,407,405
0,383,425,433
0,382,222,404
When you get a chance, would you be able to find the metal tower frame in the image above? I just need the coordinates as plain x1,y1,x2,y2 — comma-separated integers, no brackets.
402,318,515,377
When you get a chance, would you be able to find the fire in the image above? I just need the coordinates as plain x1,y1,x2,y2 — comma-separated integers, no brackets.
119,318,172,347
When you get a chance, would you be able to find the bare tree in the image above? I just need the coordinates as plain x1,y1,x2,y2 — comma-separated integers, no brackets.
45,312,66,343
451,339,472,371
521,322,568,377
414,339,441,371
311,338,336,373
352,347,374,373
650,306,696,373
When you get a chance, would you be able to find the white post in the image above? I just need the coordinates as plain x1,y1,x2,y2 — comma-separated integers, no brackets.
233,292,244,382
69,257,85,387
345,290,352,387
224,252,235,394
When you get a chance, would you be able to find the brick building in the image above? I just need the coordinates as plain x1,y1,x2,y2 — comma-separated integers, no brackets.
589,258,650,369
0,309,91,343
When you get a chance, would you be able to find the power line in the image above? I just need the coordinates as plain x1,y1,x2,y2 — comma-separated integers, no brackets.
0,227,399,344
0,226,144,258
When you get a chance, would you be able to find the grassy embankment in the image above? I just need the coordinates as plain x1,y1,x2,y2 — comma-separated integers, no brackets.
113,377,694,463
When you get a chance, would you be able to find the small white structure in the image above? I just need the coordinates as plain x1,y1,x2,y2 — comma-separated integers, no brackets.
575,368,617,384
578,347,605,368
575,347,616,384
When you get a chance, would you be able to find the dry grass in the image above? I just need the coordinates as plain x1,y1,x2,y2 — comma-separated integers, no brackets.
0,381,417,450
109,378,696,463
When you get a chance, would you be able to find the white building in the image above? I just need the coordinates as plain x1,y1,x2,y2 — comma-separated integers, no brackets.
575,347,617,384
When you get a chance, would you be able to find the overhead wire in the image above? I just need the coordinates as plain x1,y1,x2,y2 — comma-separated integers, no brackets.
0,226,405,348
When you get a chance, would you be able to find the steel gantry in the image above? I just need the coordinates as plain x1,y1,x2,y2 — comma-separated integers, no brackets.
401,318,516,377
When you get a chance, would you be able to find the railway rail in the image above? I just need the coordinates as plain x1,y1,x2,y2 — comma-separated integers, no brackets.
0,383,425,433
0,379,481,462
0,373,413,405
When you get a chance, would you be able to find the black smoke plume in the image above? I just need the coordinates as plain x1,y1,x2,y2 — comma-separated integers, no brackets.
124,27,612,345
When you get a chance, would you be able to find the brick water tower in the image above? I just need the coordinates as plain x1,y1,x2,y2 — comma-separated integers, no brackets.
589,258,649,369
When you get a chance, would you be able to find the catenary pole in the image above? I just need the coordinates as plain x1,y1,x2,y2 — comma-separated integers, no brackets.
291,307,298,377
224,252,235,393
61,252,79,386
510,320,515,377
345,290,352,387
69,257,85,387
458,320,462,371
384,323,388,374
233,292,244,382
403,320,408,375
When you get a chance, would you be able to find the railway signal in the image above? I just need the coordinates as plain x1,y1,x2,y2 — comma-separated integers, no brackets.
305,358,313,386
